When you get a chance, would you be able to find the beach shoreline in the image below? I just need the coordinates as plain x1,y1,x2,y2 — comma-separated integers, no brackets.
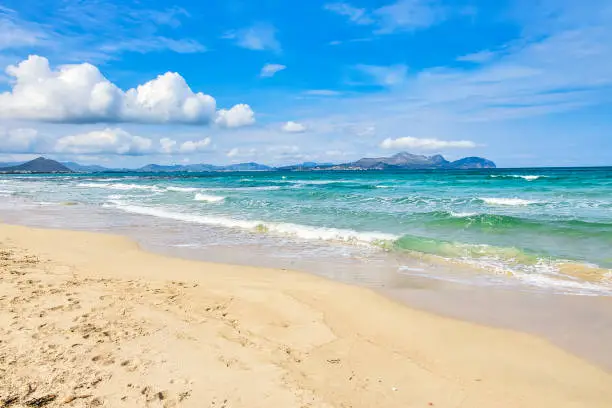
3,198,612,373
1,223,611,407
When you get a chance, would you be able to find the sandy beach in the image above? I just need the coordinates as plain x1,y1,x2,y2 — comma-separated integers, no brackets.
1,223,611,408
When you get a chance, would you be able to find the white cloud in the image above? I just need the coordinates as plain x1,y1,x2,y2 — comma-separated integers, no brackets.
0,55,254,126
55,128,154,155
456,50,496,63
260,63,286,78
373,0,444,34
226,145,302,162
177,138,211,153
356,64,408,86
281,121,307,133
0,128,42,153
55,128,212,156
347,124,376,137
227,147,257,158
215,104,255,128
324,3,374,25
0,10,47,50
99,37,206,54
0,4,205,63
323,1,444,34
158,137,211,154
380,137,476,150
303,89,342,96
267,145,299,154
223,23,280,52
159,138,177,154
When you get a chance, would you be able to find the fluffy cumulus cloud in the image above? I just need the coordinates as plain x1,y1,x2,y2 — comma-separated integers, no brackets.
0,55,254,127
54,128,211,156
380,137,476,150
175,138,211,153
0,128,42,153
55,128,154,155
159,137,211,154
260,63,286,78
215,104,255,128
281,121,307,133
226,147,257,158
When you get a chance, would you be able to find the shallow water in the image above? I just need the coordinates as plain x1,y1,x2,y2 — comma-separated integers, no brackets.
1,167,611,296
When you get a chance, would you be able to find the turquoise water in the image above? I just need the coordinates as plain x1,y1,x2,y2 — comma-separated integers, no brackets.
1,168,611,294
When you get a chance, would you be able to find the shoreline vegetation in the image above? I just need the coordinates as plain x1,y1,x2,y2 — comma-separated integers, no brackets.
1,223,611,407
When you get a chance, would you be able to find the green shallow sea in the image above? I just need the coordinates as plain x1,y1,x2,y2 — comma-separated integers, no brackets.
1,167,611,295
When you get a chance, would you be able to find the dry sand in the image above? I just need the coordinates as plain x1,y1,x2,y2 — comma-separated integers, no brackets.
1,223,611,408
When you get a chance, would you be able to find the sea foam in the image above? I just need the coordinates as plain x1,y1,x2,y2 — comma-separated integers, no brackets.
167,186,200,192
490,175,546,181
480,197,536,206
449,211,479,217
105,201,398,245
194,193,225,203
78,182,162,192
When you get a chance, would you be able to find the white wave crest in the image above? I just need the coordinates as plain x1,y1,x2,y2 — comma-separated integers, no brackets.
449,211,478,217
204,186,281,192
480,197,536,206
104,201,398,245
194,193,225,203
490,175,546,181
286,180,353,185
78,182,162,192
167,186,199,192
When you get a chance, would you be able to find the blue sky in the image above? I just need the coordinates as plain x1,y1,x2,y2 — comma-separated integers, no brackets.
0,0,611,167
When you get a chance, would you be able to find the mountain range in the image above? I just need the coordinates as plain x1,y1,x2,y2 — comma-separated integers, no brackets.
0,152,495,173
301,152,496,170
0,157,73,173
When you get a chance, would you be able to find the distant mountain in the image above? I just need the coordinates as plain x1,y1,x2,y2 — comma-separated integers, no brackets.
353,152,446,169
136,164,204,172
135,162,272,172
61,162,111,173
0,157,73,173
314,152,496,170
0,152,495,174
221,162,272,171
446,156,496,169
277,161,335,171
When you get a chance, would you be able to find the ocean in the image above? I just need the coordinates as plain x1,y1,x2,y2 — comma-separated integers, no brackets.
1,167,611,296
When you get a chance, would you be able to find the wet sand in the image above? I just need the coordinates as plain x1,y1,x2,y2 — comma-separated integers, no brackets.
1,223,612,407
384,282,612,372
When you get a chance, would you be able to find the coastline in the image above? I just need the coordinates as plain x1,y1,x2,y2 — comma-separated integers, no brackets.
3,198,612,373
1,223,611,407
